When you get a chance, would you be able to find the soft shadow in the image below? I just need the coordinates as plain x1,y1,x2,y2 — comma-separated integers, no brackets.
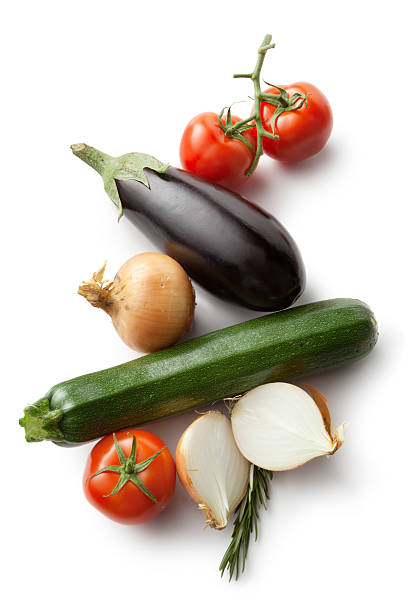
184,282,321,343
238,161,275,202
183,285,262,341
143,409,198,456
277,444,349,492
235,143,339,209
278,142,340,179
141,481,199,534
295,282,319,307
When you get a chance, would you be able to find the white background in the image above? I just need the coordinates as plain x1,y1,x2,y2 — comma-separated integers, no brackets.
2,1,407,610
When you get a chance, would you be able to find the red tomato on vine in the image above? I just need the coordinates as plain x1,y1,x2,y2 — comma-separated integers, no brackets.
258,82,333,163
179,111,257,189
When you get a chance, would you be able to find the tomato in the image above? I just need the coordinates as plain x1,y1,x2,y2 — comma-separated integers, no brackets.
179,111,257,189
258,82,333,163
83,429,176,524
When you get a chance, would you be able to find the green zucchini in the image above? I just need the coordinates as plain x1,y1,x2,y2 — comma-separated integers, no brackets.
20,298,378,445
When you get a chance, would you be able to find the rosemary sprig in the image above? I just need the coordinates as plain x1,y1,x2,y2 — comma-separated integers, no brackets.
219,464,273,581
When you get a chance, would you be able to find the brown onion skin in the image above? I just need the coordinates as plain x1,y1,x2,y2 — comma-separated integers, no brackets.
175,414,225,529
79,253,195,353
111,253,195,353
175,425,203,507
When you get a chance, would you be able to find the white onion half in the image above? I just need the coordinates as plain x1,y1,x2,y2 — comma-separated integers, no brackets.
176,411,250,529
231,383,346,471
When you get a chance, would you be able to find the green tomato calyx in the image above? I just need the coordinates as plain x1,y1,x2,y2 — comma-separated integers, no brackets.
86,433,165,504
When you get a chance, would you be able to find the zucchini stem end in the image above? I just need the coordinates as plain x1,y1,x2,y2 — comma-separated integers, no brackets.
19,398,64,442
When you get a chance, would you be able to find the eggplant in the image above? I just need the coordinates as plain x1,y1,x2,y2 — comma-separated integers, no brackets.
71,144,305,311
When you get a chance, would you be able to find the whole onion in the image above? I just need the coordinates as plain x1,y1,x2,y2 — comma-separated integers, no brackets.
78,252,195,353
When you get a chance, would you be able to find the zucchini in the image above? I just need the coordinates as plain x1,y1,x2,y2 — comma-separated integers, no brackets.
20,298,378,445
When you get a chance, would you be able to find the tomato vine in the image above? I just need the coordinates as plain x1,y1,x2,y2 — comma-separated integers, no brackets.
218,33,308,177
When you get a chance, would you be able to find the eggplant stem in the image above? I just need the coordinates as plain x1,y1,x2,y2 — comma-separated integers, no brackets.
70,143,113,175
71,144,169,219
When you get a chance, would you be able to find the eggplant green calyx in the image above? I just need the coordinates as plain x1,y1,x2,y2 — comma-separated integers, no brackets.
70,143,169,219
19,398,64,442
86,433,165,503
218,33,308,177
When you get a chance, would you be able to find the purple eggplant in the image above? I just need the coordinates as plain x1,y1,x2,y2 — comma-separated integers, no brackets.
71,144,305,311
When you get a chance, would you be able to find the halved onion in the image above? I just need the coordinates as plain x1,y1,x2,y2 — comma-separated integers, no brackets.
176,411,250,529
231,382,346,471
